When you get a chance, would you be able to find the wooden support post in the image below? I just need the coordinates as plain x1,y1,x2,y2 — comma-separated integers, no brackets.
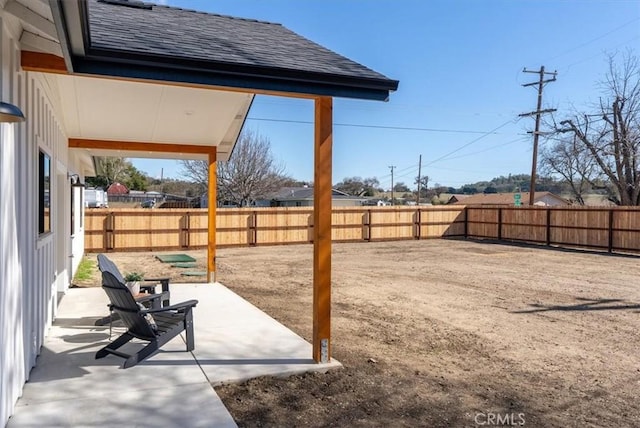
313,96,332,363
207,149,217,283
497,208,503,240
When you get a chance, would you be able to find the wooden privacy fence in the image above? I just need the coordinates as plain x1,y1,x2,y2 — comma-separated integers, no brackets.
84,205,640,254
466,206,640,253
84,206,466,252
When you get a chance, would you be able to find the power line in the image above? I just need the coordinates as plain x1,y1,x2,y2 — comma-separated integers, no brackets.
246,117,513,135
546,17,640,63
441,137,528,161
370,123,523,184
423,119,518,167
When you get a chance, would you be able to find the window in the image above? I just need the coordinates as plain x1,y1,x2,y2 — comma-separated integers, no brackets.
39,150,51,235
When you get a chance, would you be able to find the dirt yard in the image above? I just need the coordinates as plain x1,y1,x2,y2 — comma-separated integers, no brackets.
79,239,640,427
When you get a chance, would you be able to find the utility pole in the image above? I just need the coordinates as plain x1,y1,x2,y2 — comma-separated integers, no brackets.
389,165,396,206
519,66,557,206
416,155,422,205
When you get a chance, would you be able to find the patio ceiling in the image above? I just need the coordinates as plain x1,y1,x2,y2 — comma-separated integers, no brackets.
52,73,253,162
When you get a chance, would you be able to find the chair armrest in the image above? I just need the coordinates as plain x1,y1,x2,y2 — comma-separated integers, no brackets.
142,277,171,293
135,293,164,304
143,299,198,314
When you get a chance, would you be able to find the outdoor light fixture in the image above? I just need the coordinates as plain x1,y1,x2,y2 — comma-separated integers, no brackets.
0,101,25,123
68,173,85,188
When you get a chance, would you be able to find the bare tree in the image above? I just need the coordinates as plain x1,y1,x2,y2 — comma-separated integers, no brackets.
179,130,289,206
557,51,640,205
540,134,599,205
179,159,209,195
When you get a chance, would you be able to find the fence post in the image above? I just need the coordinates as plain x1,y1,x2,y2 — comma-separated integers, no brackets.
362,210,371,242
497,208,502,240
249,211,258,246
414,208,421,240
608,209,614,253
181,212,190,248
546,208,551,246
308,212,314,244
105,211,114,251
464,207,468,238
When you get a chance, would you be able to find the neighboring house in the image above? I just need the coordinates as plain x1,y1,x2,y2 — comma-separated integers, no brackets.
0,0,398,424
258,187,366,207
106,181,128,195
444,194,471,204
451,192,569,206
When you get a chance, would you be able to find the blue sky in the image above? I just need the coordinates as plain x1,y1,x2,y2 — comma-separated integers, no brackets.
133,0,640,190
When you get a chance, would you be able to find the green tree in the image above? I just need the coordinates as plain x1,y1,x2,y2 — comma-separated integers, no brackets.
87,157,149,191
124,164,148,191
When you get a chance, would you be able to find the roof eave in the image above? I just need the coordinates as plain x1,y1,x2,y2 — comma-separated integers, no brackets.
72,54,397,101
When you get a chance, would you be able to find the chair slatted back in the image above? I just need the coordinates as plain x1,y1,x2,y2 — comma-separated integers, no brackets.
101,271,156,340
97,254,126,284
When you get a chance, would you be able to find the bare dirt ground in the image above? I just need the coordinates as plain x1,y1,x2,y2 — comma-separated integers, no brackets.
78,239,640,427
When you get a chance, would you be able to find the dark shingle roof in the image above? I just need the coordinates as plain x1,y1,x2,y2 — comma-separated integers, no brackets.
86,0,397,94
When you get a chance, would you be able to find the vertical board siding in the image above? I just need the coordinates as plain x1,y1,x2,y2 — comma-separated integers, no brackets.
1,29,69,424
0,20,24,424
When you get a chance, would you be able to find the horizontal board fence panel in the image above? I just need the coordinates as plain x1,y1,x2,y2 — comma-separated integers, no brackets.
83,206,640,254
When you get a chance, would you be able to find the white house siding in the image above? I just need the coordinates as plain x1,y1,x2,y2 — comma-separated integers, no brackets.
0,14,80,426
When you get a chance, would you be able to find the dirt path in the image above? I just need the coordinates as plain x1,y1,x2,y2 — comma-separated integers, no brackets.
82,239,640,427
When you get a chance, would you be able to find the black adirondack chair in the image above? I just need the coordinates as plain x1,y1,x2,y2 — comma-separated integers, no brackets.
96,270,198,368
95,254,172,327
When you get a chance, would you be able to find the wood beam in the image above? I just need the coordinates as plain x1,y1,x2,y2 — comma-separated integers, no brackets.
312,96,333,363
207,149,217,283
21,51,67,74
69,138,216,156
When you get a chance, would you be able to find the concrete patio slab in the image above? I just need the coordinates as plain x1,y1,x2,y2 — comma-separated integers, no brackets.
176,284,341,385
8,283,340,427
